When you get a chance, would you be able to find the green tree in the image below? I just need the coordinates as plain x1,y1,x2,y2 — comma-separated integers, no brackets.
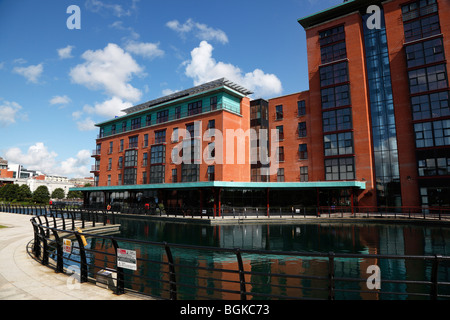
0,184,10,200
67,190,83,199
51,188,65,199
17,184,32,202
5,184,19,202
32,186,50,204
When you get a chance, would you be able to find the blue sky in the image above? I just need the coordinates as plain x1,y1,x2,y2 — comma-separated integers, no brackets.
0,0,340,178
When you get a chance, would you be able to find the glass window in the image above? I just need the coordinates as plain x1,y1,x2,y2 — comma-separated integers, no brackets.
323,108,352,132
124,149,138,167
129,136,138,149
172,168,178,183
405,37,444,68
298,122,307,138
403,14,440,42
151,145,166,164
277,147,285,162
150,165,165,184
321,42,347,64
402,0,438,22
188,100,202,116
300,166,308,182
277,168,285,182
131,117,141,130
411,91,450,120
146,114,152,126
320,61,348,87
123,168,137,185
321,84,350,109
210,96,217,110
324,132,353,156
414,119,450,147
157,110,169,124
276,105,283,120
155,130,166,144
276,125,284,140
408,64,448,94
319,25,345,46
182,164,200,182
325,157,355,181
299,144,308,160
175,106,181,119
297,100,306,116
207,165,215,181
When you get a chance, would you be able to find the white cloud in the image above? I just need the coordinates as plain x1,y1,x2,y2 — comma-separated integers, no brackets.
13,63,43,83
57,45,75,59
75,117,97,132
125,41,164,59
0,100,23,126
5,143,91,178
83,96,130,118
69,43,143,102
184,41,282,97
167,19,229,44
85,0,138,17
50,95,71,106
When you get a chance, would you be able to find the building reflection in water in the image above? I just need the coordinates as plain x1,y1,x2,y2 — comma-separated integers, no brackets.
88,219,450,299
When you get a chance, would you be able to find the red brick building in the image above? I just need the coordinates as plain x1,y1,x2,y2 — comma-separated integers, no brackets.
73,0,450,211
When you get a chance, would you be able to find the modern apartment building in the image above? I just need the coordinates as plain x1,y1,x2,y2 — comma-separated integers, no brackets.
74,0,450,211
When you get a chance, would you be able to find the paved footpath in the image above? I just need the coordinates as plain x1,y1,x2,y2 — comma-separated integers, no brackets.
0,212,148,300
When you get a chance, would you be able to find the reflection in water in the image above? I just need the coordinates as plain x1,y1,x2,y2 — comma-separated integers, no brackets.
90,218,450,300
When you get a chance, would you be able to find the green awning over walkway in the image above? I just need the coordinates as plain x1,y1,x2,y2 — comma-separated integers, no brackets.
71,181,366,192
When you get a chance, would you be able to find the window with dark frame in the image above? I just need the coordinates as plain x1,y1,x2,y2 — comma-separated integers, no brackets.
172,168,177,183
298,100,306,117
277,168,285,182
300,166,308,182
298,122,307,138
155,130,166,144
207,165,215,181
129,136,138,149
157,110,169,124
175,106,181,119
131,117,141,130
210,96,217,110
188,100,202,116
299,144,308,160
276,105,283,120
325,157,355,181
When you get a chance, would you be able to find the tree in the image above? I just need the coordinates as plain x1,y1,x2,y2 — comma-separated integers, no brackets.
5,184,19,202
17,184,32,202
67,190,83,199
33,186,50,204
51,188,65,199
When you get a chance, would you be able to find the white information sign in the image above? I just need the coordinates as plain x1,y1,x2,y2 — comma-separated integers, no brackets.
63,239,72,254
117,248,137,271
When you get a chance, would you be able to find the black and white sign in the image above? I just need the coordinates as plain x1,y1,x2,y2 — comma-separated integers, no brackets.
117,248,137,271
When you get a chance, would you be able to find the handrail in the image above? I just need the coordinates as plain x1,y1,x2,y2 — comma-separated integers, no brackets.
2,204,450,300
18,207,450,300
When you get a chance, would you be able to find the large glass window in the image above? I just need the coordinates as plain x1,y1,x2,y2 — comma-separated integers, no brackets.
155,130,166,144
323,108,352,132
411,91,450,120
181,164,200,182
300,166,308,182
297,100,306,117
321,42,347,64
298,122,307,138
402,0,438,22
124,149,138,167
414,119,450,148
408,64,448,94
325,157,355,181
275,105,283,120
320,61,348,87
418,157,450,176
131,117,141,130
151,145,166,164
324,132,353,156
298,144,308,160
129,136,138,149
321,84,350,109
403,14,440,42
123,168,137,185
405,37,445,68
149,165,165,184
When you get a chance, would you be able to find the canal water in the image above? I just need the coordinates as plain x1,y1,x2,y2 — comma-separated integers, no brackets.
91,218,450,300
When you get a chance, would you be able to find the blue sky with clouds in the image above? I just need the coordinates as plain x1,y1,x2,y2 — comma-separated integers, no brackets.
0,0,340,178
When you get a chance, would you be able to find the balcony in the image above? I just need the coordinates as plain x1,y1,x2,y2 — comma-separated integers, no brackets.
91,150,101,158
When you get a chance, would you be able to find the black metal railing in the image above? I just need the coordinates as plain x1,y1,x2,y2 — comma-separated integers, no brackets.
11,206,449,300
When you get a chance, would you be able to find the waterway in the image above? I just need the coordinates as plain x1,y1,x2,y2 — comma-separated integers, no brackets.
90,218,450,300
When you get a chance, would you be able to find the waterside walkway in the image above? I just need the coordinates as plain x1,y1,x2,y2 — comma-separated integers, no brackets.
0,212,149,300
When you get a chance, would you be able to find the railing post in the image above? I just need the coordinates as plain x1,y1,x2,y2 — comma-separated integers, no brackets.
328,252,335,300
74,232,88,283
164,242,178,300
52,230,64,273
38,226,49,266
431,255,442,300
111,239,125,295
235,248,247,300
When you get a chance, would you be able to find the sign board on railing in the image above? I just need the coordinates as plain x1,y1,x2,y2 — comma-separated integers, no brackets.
117,248,137,271
63,239,72,254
